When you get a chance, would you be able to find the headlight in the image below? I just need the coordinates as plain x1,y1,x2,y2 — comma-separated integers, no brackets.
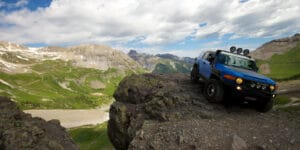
235,78,243,84
270,85,275,91
261,85,267,90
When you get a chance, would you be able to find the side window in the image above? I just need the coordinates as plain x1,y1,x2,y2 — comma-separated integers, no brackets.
202,52,209,60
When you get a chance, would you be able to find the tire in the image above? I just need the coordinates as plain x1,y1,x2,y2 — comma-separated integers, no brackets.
203,79,224,102
257,98,273,112
190,64,200,83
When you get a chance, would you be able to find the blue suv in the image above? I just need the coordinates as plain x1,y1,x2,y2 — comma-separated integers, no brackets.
191,47,277,112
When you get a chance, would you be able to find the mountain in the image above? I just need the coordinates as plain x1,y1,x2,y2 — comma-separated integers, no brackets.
41,45,142,71
108,73,299,149
155,53,180,60
251,34,300,80
128,50,159,71
0,41,143,109
251,33,300,60
128,50,193,74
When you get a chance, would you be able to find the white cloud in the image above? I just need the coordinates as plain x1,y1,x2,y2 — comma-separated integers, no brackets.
0,0,299,48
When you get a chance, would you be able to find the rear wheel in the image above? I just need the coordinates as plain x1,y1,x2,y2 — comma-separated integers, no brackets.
257,98,273,112
203,79,224,102
191,64,200,83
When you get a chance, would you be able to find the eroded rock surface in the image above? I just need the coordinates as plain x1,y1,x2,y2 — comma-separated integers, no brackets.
108,73,300,150
0,96,78,150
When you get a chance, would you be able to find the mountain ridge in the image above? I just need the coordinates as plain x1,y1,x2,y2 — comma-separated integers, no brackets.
0,41,144,109
128,50,193,74
251,33,300,79
251,33,300,60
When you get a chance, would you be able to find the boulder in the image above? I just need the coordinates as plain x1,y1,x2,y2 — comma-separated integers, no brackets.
0,96,78,150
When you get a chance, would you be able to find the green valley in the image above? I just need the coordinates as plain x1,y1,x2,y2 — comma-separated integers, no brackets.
0,60,132,109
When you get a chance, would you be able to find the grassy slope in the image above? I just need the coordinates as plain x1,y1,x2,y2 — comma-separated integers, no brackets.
69,122,113,150
0,60,131,109
274,95,300,114
257,43,300,80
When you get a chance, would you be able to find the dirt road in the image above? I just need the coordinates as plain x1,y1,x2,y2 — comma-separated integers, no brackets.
24,105,110,128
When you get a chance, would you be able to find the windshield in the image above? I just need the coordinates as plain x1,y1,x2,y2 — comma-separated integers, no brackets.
217,52,258,71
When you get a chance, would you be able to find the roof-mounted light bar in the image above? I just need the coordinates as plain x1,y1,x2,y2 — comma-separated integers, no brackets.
229,46,250,56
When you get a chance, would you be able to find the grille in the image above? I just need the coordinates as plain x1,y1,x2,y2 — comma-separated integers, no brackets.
243,80,269,91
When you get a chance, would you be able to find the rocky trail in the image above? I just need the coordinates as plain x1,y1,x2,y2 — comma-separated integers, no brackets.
108,73,300,150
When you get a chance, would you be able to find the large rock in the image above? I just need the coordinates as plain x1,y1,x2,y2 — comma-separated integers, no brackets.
0,97,78,150
108,73,300,150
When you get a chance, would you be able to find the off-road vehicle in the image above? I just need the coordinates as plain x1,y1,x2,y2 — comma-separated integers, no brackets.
191,47,277,112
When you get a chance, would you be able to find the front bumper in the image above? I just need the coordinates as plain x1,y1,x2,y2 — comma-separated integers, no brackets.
223,82,276,101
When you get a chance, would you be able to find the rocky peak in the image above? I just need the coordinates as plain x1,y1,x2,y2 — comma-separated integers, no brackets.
128,50,138,56
108,73,300,150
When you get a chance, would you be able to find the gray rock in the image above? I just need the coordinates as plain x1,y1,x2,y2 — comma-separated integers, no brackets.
0,96,78,150
231,134,247,150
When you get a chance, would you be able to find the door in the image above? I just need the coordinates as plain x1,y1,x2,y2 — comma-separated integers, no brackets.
199,52,212,79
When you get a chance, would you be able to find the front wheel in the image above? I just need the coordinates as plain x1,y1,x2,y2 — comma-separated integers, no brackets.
203,79,224,102
256,98,273,112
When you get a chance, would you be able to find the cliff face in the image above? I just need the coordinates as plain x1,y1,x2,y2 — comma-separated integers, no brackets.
108,74,300,150
0,97,78,150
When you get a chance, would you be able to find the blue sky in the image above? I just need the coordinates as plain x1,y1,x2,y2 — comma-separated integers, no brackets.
0,0,299,57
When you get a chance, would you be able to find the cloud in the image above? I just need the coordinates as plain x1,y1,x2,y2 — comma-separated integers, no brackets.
0,0,299,48
195,0,300,39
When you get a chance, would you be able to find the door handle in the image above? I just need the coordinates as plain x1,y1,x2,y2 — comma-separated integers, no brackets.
203,62,206,64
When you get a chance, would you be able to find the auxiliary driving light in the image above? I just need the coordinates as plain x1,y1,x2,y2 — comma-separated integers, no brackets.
236,86,242,91
235,78,243,84
256,84,261,89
